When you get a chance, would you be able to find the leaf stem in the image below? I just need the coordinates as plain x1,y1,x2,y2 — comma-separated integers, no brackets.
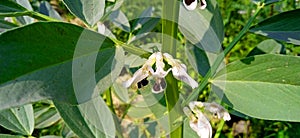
183,2,264,106
0,11,59,22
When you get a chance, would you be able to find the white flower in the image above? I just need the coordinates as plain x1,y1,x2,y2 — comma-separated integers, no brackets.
184,101,231,138
202,102,231,121
183,0,198,11
183,107,212,138
183,0,207,11
123,53,156,88
163,53,198,89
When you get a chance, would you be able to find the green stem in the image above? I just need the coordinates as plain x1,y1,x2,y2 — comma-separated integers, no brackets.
183,3,264,106
111,38,152,58
161,0,182,137
105,88,116,114
0,11,59,22
214,120,225,138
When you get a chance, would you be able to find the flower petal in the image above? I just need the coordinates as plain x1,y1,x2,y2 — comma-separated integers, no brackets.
190,111,212,138
123,52,158,88
144,52,157,66
172,65,198,88
123,65,153,88
163,53,176,66
153,52,169,78
199,0,207,9
152,77,167,93
183,0,198,11
202,102,231,121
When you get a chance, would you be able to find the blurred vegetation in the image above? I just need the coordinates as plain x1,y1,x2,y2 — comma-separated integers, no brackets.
1,0,299,137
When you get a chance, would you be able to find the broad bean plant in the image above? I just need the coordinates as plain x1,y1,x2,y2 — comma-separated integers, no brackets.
0,0,299,137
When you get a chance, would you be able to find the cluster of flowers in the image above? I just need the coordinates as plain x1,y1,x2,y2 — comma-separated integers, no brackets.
183,101,231,138
123,52,198,93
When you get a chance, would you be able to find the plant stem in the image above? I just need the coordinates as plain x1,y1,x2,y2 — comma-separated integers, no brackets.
183,3,264,106
0,11,59,22
105,88,116,114
214,120,225,138
111,38,152,58
161,0,182,137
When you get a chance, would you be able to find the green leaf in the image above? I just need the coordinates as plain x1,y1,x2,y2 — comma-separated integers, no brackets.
0,0,27,14
250,9,300,45
109,9,131,32
40,136,62,138
0,134,24,138
131,7,154,31
185,41,210,77
61,124,78,138
39,1,62,20
128,17,160,43
34,106,61,129
15,0,34,24
179,0,224,53
63,0,105,26
112,81,130,103
54,96,116,138
0,18,18,30
247,39,285,57
0,22,117,110
212,54,300,121
0,104,34,135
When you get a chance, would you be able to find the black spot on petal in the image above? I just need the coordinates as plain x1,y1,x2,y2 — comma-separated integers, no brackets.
184,0,196,5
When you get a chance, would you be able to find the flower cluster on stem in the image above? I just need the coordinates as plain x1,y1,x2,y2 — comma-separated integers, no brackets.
123,52,198,93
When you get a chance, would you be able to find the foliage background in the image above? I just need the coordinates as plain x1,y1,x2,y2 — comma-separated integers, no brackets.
0,0,300,137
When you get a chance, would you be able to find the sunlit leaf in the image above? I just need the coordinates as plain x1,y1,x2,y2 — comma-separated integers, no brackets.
15,0,34,24
0,22,117,110
250,9,300,45
212,54,300,121
109,9,131,32
185,41,210,77
0,18,18,31
131,7,154,31
40,136,62,138
247,39,285,57
0,134,24,138
54,96,116,138
179,0,224,53
34,106,61,129
61,124,78,138
63,0,105,26
0,104,34,135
